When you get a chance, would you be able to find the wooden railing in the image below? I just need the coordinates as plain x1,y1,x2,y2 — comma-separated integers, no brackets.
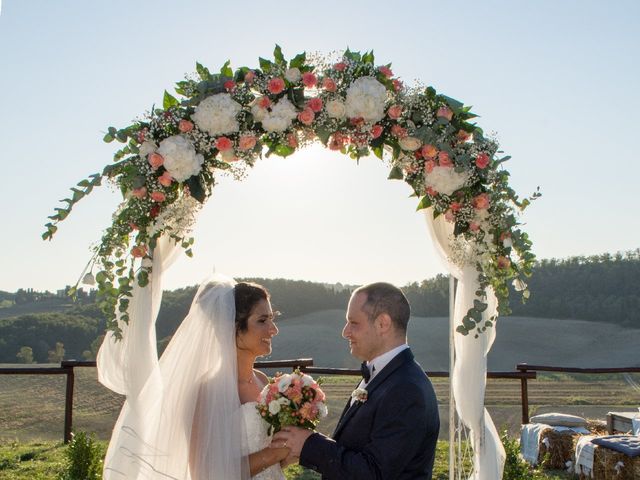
1,359,566,443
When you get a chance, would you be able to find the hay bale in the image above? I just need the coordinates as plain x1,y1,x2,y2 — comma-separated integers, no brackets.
577,444,640,480
537,427,576,469
587,418,608,436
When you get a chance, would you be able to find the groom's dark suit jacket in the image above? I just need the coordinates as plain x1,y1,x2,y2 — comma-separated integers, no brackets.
300,348,439,479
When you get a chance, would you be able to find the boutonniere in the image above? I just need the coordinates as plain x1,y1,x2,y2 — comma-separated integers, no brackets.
351,387,368,403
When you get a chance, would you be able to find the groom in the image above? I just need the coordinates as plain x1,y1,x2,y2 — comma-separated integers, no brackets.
274,282,439,479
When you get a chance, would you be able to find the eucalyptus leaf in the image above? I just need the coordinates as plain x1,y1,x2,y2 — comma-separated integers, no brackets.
388,165,403,180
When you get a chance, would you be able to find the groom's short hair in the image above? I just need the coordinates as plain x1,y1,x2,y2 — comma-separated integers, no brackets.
355,282,410,332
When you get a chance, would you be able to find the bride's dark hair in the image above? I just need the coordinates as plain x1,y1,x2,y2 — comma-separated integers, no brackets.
234,282,270,333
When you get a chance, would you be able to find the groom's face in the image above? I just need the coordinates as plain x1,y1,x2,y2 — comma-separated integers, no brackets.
342,292,383,362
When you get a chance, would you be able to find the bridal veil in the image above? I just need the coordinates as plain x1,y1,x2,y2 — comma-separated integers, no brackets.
101,274,250,479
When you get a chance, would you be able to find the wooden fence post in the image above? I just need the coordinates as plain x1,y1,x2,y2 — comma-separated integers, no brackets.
63,361,75,443
518,363,530,424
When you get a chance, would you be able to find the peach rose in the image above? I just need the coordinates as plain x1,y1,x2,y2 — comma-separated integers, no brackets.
298,108,315,125
178,119,194,133
387,105,402,119
131,245,147,258
371,124,383,139
216,136,233,152
378,66,393,78
328,133,345,151
469,222,481,232
302,72,317,88
472,193,490,210
150,191,166,202
426,186,438,196
307,97,323,113
392,79,403,92
450,201,463,212
399,136,422,151
238,134,257,151
424,160,436,174
137,128,148,143
322,77,337,92
438,151,453,167
497,256,511,269
148,152,164,169
457,130,471,142
437,106,453,121
287,133,298,148
444,210,455,223
421,144,438,159
334,62,347,71
244,70,255,84
158,171,173,187
267,77,285,94
132,187,147,199
391,124,407,138
475,153,490,169
258,96,271,109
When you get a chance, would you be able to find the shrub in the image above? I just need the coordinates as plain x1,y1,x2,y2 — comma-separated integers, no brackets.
60,431,103,480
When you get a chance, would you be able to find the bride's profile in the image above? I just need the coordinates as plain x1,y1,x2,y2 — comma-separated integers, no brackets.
102,275,289,479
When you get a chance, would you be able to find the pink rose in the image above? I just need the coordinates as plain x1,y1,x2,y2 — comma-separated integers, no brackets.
349,117,365,127
426,186,438,196
497,256,511,269
258,96,271,109
158,171,173,187
391,124,407,138
148,152,164,169
287,133,298,148
421,144,437,159
392,79,403,92
378,66,393,78
302,72,317,88
424,160,435,174
178,119,194,133
132,187,147,199
387,105,403,119
437,106,453,121
438,151,453,167
499,231,511,242
131,245,147,258
150,191,166,202
475,153,490,169
224,80,236,91
472,193,490,210
238,134,257,151
298,108,315,125
244,70,255,84
469,222,481,232
216,136,233,152
334,62,347,71
444,210,455,223
322,77,337,92
371,124,383,139
267,77,285,94
450,201,463,212
307,97,323,113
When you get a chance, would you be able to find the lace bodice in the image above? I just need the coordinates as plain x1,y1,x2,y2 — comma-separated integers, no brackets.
241,402,285,480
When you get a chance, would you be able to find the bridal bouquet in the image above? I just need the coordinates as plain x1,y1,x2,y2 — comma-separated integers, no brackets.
257,369,328,434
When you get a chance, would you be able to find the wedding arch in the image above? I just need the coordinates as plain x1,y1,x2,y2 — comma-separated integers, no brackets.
45,46,536,479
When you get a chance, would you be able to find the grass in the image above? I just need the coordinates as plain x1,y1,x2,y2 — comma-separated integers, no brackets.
0,439,572,480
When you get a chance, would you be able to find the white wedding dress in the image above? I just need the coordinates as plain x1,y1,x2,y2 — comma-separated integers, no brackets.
242,402,286,480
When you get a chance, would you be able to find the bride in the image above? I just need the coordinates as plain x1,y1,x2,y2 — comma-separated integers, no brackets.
102,276,289,479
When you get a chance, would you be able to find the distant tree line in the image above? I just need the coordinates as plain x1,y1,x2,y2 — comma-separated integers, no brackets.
1,250,638,363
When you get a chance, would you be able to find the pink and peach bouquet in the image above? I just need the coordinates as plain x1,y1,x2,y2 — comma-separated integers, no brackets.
257,369,327,435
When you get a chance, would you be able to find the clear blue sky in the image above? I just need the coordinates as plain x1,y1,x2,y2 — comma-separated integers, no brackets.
1,0,638,292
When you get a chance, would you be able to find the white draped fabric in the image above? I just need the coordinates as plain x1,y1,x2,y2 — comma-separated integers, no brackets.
424,208,505,480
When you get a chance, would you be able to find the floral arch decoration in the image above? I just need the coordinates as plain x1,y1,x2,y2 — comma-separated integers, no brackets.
44,46,537,338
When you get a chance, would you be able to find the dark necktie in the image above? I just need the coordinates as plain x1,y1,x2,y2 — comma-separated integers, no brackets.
360,362,371,383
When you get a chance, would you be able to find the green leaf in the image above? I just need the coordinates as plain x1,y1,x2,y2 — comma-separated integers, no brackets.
474,299,488,312
273,45,286,65
416,195,432,211
289,52,306,68
259,57,273,74
441,95,464,113
315,127,332,145
196,62,211,81
274,144,295,157
163,90,180,110
219,60,233,78
372,146,383,160
185,176,206,203
387,165,403,180
103,133,114,143
362,51,375,64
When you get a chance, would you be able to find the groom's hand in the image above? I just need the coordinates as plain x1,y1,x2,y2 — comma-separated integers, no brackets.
272,427,313,458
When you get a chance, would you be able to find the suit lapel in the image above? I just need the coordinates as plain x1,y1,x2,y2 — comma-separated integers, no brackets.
332,349,414,439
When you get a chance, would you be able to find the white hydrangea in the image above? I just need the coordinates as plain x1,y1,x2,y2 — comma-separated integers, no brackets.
284,67,301,83
157,135,204,182
192,93,241,136
261,98,298,132
424,166,469,196
345,76,387,123
138,140,157,158
326,99,347,119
